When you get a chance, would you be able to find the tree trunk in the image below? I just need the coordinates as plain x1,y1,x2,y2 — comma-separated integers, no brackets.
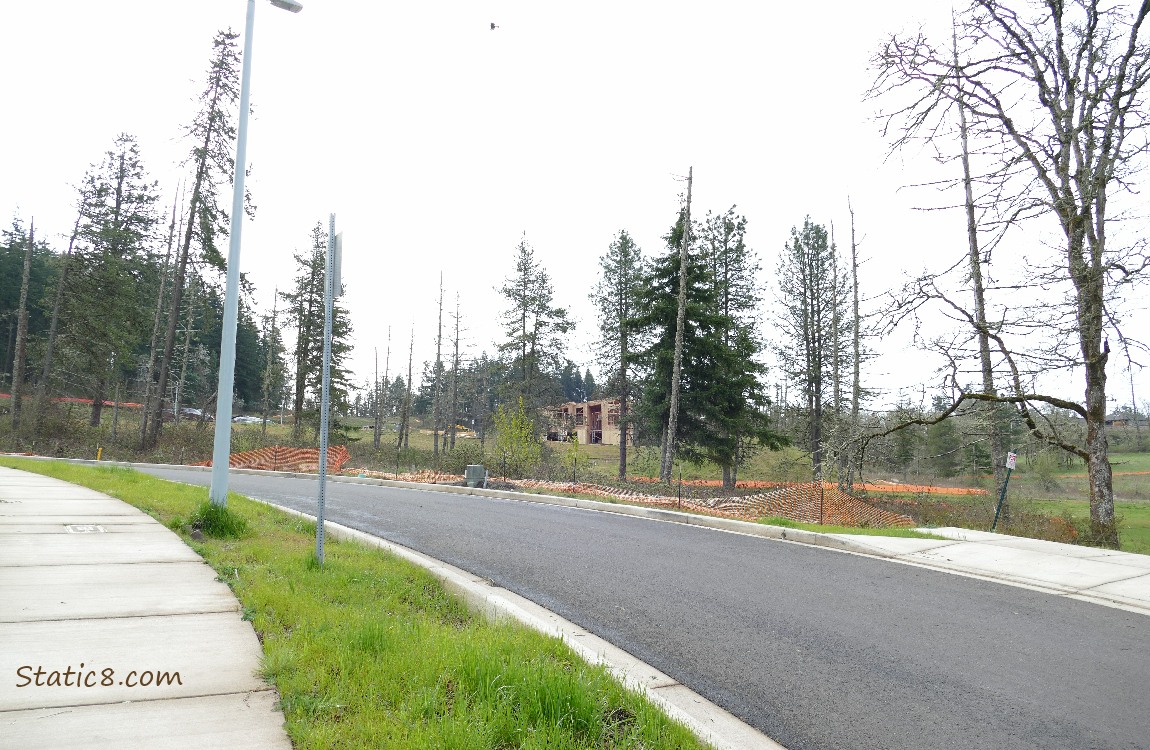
955,25,1009,516
373,343,382,450
831,227,846,487
111,382,121,441
90,379,105,428
1085,347,1117,546
618,325,629,481
449,294,460,451
11,220,34,430
150,159,209,446
848,200,862,488
432,273,444,460
660,166,693,483
140,192,179,446
174,279,198,424
398,327,413,450
261,291,278,436
37,208,85,428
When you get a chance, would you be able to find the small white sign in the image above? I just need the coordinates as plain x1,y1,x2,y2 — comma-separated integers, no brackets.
1006,451,1017,470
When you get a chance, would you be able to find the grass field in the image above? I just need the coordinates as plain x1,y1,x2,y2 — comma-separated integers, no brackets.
0,457,706,750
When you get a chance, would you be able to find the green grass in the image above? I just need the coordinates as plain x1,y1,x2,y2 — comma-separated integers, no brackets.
756,516,948,539
1022,498,1150,555
0,457,706,750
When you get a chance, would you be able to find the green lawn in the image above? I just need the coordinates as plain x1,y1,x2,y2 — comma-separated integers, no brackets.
1020,498,1150,555
0,458,706,750
756,516,947,539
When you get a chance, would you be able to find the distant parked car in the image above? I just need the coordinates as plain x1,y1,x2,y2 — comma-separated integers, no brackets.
232,415,263,424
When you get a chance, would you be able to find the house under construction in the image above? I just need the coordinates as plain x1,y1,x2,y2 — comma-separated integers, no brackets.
546,398,632,446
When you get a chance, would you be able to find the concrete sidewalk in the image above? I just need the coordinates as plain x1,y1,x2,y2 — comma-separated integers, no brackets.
826,526,1150,614
0,466,290,749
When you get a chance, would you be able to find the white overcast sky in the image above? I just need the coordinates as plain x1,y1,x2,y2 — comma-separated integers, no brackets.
2,1,1146,412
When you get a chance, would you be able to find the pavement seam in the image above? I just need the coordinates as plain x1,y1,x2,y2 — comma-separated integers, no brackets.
0,688,280,715
1073,568,1150,591
2,607,240,624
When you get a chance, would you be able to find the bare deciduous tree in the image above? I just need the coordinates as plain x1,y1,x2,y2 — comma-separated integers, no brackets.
871,0,1150,546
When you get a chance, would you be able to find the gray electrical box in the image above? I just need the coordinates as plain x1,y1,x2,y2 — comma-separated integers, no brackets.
464,465,485,488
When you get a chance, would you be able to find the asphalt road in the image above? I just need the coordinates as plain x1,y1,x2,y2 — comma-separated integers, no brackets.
141,467,1150,750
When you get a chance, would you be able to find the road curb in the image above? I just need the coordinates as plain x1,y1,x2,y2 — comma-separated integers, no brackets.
9,456,1147,616
252,498,787,750
0,455,901,559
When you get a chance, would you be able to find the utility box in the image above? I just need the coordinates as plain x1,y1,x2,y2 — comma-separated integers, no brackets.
464,465,485,488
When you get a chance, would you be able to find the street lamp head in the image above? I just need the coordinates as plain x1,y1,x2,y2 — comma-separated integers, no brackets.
269,0,303,12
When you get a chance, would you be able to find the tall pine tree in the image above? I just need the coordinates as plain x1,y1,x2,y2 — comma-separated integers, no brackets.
280,221,354,442
594,229,645,479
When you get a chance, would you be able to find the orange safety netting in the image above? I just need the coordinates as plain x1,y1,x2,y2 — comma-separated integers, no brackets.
195,445,351,473
513,480,916,528
632,476,989,497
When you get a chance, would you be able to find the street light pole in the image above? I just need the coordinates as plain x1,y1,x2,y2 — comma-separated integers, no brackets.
209,0,302,507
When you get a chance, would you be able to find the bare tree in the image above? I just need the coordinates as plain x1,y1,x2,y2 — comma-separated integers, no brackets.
138,189,180,445
950,21,1012,513
432,273,444,460
846,200,865,488
37,199,91,430
448,294,462,451
660,166,693,483
10,220,33,429
149,30,244,447
775,217,851,483
373,328,389,450
397,325,414,450
871,0,1150,546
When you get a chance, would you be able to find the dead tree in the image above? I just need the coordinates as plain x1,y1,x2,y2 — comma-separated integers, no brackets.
139,189,180,445
397,325,414,450
950,22,1011,514
10,220,33,429
660,166,693,483
432,273,444,460
37,201,90,430
448,294,462,451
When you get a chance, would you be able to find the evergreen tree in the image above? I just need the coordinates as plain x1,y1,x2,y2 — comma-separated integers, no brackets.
259,299,288,429
0,219,56,393
774,217,852,482
631,212,780,483
926,397,961,478
497,235,572,410
582,369,596,401
280,221,354,441
594,228,646,479
149,29,246,446
888,401,925,482
698,206,780,486
59,134,161,425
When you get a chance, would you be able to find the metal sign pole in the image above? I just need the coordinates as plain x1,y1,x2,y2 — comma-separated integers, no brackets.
991,450,1016,532
316,214,337,565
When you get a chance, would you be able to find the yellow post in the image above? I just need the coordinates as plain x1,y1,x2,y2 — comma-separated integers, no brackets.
96,447,103,461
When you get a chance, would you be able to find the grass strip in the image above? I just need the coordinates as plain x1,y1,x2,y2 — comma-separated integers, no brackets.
757,515,947,539
1,458,707,750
